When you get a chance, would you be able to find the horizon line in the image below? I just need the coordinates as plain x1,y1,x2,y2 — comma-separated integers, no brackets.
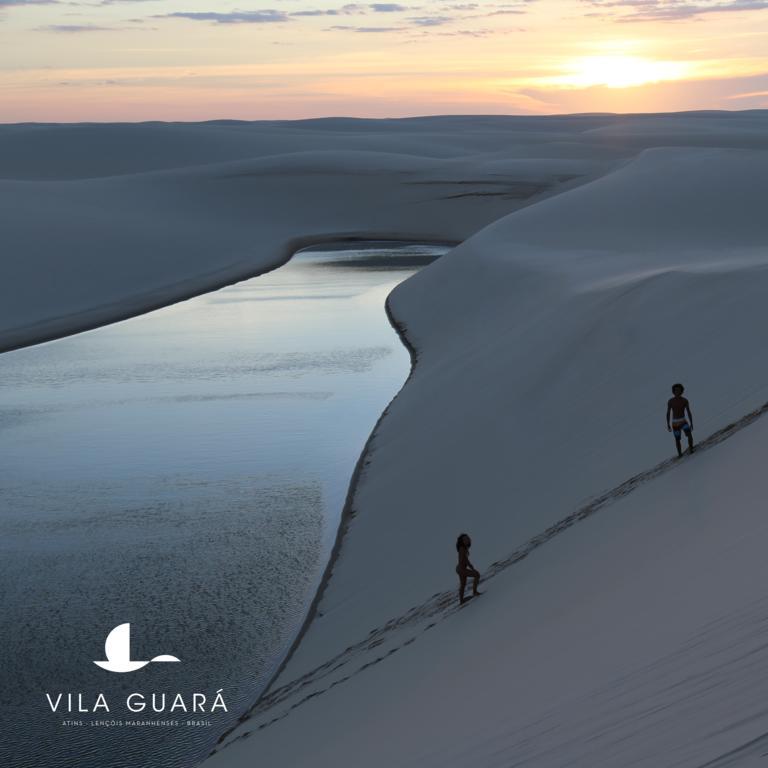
3,107,768,127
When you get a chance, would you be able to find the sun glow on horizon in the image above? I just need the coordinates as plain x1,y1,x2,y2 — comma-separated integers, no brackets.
554,54,692,89
1,0,767,120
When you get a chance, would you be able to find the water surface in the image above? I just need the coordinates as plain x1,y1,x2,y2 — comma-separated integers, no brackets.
0,243,447,768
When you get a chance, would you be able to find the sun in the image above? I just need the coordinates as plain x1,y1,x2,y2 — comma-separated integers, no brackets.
557,55,690,89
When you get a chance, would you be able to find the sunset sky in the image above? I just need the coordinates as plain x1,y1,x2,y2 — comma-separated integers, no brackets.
1,0,767,121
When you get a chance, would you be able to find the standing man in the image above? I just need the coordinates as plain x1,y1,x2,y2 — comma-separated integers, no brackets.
667,383,695,457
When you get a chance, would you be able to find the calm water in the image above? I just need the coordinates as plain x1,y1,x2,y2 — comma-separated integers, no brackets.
0,244,447,768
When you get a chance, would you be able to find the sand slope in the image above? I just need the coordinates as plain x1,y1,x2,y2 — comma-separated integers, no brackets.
200,117,768,767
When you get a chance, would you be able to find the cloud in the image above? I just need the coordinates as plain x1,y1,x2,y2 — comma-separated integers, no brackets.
584,0,768,21
37,23,115,30
291,8,345,14
408,14,452,23
156,1,415,25
290,4,362,15
158,9,292,24
516,71,768,112
430,25,514,34
479,7,527,14
327,23,401,29
0,0,57,5
155,0,532,33
728,89,768,99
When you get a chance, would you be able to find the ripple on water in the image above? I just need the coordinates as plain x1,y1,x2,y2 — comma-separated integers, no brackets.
0,243,449,767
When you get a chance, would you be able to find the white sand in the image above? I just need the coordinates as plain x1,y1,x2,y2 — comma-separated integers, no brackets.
0,116,609,352
5,112,768,767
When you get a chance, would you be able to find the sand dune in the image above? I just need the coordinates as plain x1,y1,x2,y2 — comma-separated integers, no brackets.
199,115,768,768
4,112,768,767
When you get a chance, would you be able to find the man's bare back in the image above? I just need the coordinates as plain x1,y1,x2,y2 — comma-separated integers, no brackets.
666,383,695,457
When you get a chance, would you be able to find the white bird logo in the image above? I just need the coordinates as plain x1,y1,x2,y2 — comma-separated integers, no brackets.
94,623,180,673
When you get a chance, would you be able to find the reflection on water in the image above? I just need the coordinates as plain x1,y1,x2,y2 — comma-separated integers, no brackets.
0,243,447,768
